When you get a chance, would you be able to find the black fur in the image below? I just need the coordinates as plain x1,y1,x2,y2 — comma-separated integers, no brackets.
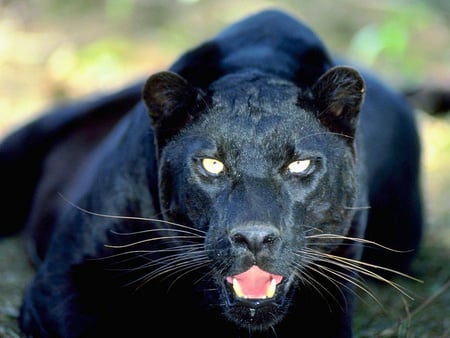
0,9,422,338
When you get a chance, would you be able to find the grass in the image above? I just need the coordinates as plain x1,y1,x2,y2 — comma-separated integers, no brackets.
353,113,450,338
0,237,33,338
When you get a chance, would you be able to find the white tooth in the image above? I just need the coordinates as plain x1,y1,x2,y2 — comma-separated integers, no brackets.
232,278,245,298
266,278,276,298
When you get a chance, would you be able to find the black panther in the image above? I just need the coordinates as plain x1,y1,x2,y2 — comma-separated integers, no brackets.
0,9,423,338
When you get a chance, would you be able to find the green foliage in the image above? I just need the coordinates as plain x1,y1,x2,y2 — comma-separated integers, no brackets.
348,2,433,84
105,0,135,21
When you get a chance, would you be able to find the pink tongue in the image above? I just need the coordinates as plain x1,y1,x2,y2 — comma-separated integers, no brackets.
226,265,283,298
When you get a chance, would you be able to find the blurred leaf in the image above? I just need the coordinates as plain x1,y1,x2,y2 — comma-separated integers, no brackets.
348,1,434,82
379,21,408,58
105,0,135,21
348,23,384,64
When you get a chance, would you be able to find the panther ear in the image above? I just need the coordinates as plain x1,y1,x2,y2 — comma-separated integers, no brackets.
311,66,365,138
142,71,205,149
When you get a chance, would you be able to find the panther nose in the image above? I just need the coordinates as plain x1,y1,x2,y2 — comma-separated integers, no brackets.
230,225,280,254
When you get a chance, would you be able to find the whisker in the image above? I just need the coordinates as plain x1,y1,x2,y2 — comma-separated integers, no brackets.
132,254,195,276
297,131,354,142
165,257,212,287
58,193,206,235
343,205,371,210
127,254,199,279
104,235,202,249
321,250,422,283
297,250,383,307
292,258,342,308
134,254,210,290
304,249,420,299
95,243,205,262
298,251,386,309
302,225,325,234
110,227,205,237
192,262,219,286
305,234,416,254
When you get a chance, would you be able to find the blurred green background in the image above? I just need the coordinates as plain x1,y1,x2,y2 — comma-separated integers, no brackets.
0,0,449,337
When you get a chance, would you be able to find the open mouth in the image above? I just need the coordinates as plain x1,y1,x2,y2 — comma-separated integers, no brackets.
226,265,284,300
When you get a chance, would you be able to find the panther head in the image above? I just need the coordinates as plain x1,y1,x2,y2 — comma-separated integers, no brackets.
142,66,365,330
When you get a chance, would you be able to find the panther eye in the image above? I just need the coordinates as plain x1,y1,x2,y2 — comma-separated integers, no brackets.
287,159,312,175
201,158,224,175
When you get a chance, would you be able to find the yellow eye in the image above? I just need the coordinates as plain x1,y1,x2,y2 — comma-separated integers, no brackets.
201,158,224,175
287,159,311,174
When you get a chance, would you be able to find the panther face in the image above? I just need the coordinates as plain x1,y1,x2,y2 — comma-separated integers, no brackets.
142,67,364,330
